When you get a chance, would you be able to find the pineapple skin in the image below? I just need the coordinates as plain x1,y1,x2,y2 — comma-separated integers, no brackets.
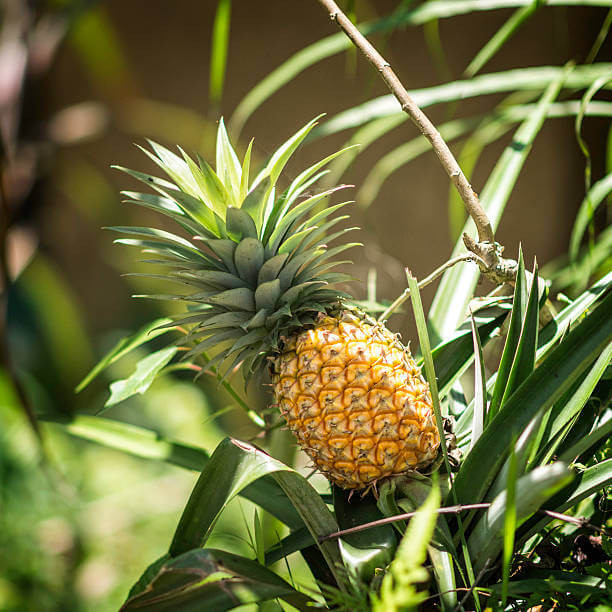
272,311,440,490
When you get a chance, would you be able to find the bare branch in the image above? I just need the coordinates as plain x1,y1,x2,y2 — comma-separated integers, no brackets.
316,0,519,282
378,253,488,322
318,502,610,543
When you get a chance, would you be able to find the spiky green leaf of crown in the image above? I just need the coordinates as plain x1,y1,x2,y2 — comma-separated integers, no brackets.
110,117,360,378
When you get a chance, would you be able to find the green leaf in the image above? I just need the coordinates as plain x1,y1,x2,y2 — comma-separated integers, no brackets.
558,417,612,466
253,510,265,565
574,77,611,231
254,279,281,311
356,100,612,210
209,0,231,108
242,309,267,330
168,438,346,589
520,459,612,542
226,206,257,240
203,238,237,273
230,4,612,135
48,414,210,470
252,116,322,190
333,485,397,586
452,289,612,506
240,176,271,232
234,238,265,285
499,262,540,407
537,341,612,464
358,115,482,210
569,171,612,260
464,3,539,77
107,225,197,250
239,139,253,202
44,414,304,529
487,413,545,501
407,273,480,602
191,153,232,217
468,462,572,573
486,570,607,597
501,446,518,607
428,546,457,611
372,483,440,612
262,145,357,243
537,270,611,357
268,186,349,253
105,347,177,407
76,318,173,392
429,304,509,400
122,548,315,611
257,253,289,285
488,249,528,419
144,141,202,199
207,287,255,311
469,311,486,449
320,64,612,137
264,527,314,566
216,118,242,204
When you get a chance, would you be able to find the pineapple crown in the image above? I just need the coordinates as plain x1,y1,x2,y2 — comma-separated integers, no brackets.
110,116,360,380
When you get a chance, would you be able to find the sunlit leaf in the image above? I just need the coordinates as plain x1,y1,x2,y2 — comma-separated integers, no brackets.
209,0,232,108
168,438,346,588
105,347,178,407
122,548,315,611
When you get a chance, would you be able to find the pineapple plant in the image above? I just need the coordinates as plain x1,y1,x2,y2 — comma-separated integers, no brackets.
112,117,440,491
60,4,611,610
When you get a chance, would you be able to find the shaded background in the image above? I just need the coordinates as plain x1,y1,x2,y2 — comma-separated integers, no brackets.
1,0,610,609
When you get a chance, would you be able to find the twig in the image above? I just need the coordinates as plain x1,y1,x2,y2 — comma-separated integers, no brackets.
317,0,517,282
319,503,491,541
542,509,610,537
378,253,487,322
318,503,610,542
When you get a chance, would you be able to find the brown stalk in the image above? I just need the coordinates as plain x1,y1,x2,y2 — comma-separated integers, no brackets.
318,503,610,543
316,0,518,283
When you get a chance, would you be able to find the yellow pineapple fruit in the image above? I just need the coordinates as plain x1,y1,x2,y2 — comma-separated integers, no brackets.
272,311,439,489
113,117,440,490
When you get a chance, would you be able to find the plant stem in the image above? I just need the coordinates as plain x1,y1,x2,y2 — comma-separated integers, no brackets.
316,0,517,281
378,253,487,322
319,504,610,542
317,0,493,243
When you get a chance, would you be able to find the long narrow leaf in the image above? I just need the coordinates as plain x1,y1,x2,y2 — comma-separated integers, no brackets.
469,311,486,449
468,463,572,573
231,8,612,135
537,341,612,463
499,263,540,407
319,64,612,137
76,318,173,392
122,548,315,611
488,249,528,420
464,3,540,77
452,289,612,506
518,459,612,544
168,438,346,589
569,171,612,260
44,415,304,530
209,0,231,108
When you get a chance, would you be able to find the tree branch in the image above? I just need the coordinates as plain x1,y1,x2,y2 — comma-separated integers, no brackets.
317,0,517,281
378,253,488,322
318,503,610,542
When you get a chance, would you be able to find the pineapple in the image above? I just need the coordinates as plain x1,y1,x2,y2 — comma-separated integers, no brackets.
113,117,440,490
